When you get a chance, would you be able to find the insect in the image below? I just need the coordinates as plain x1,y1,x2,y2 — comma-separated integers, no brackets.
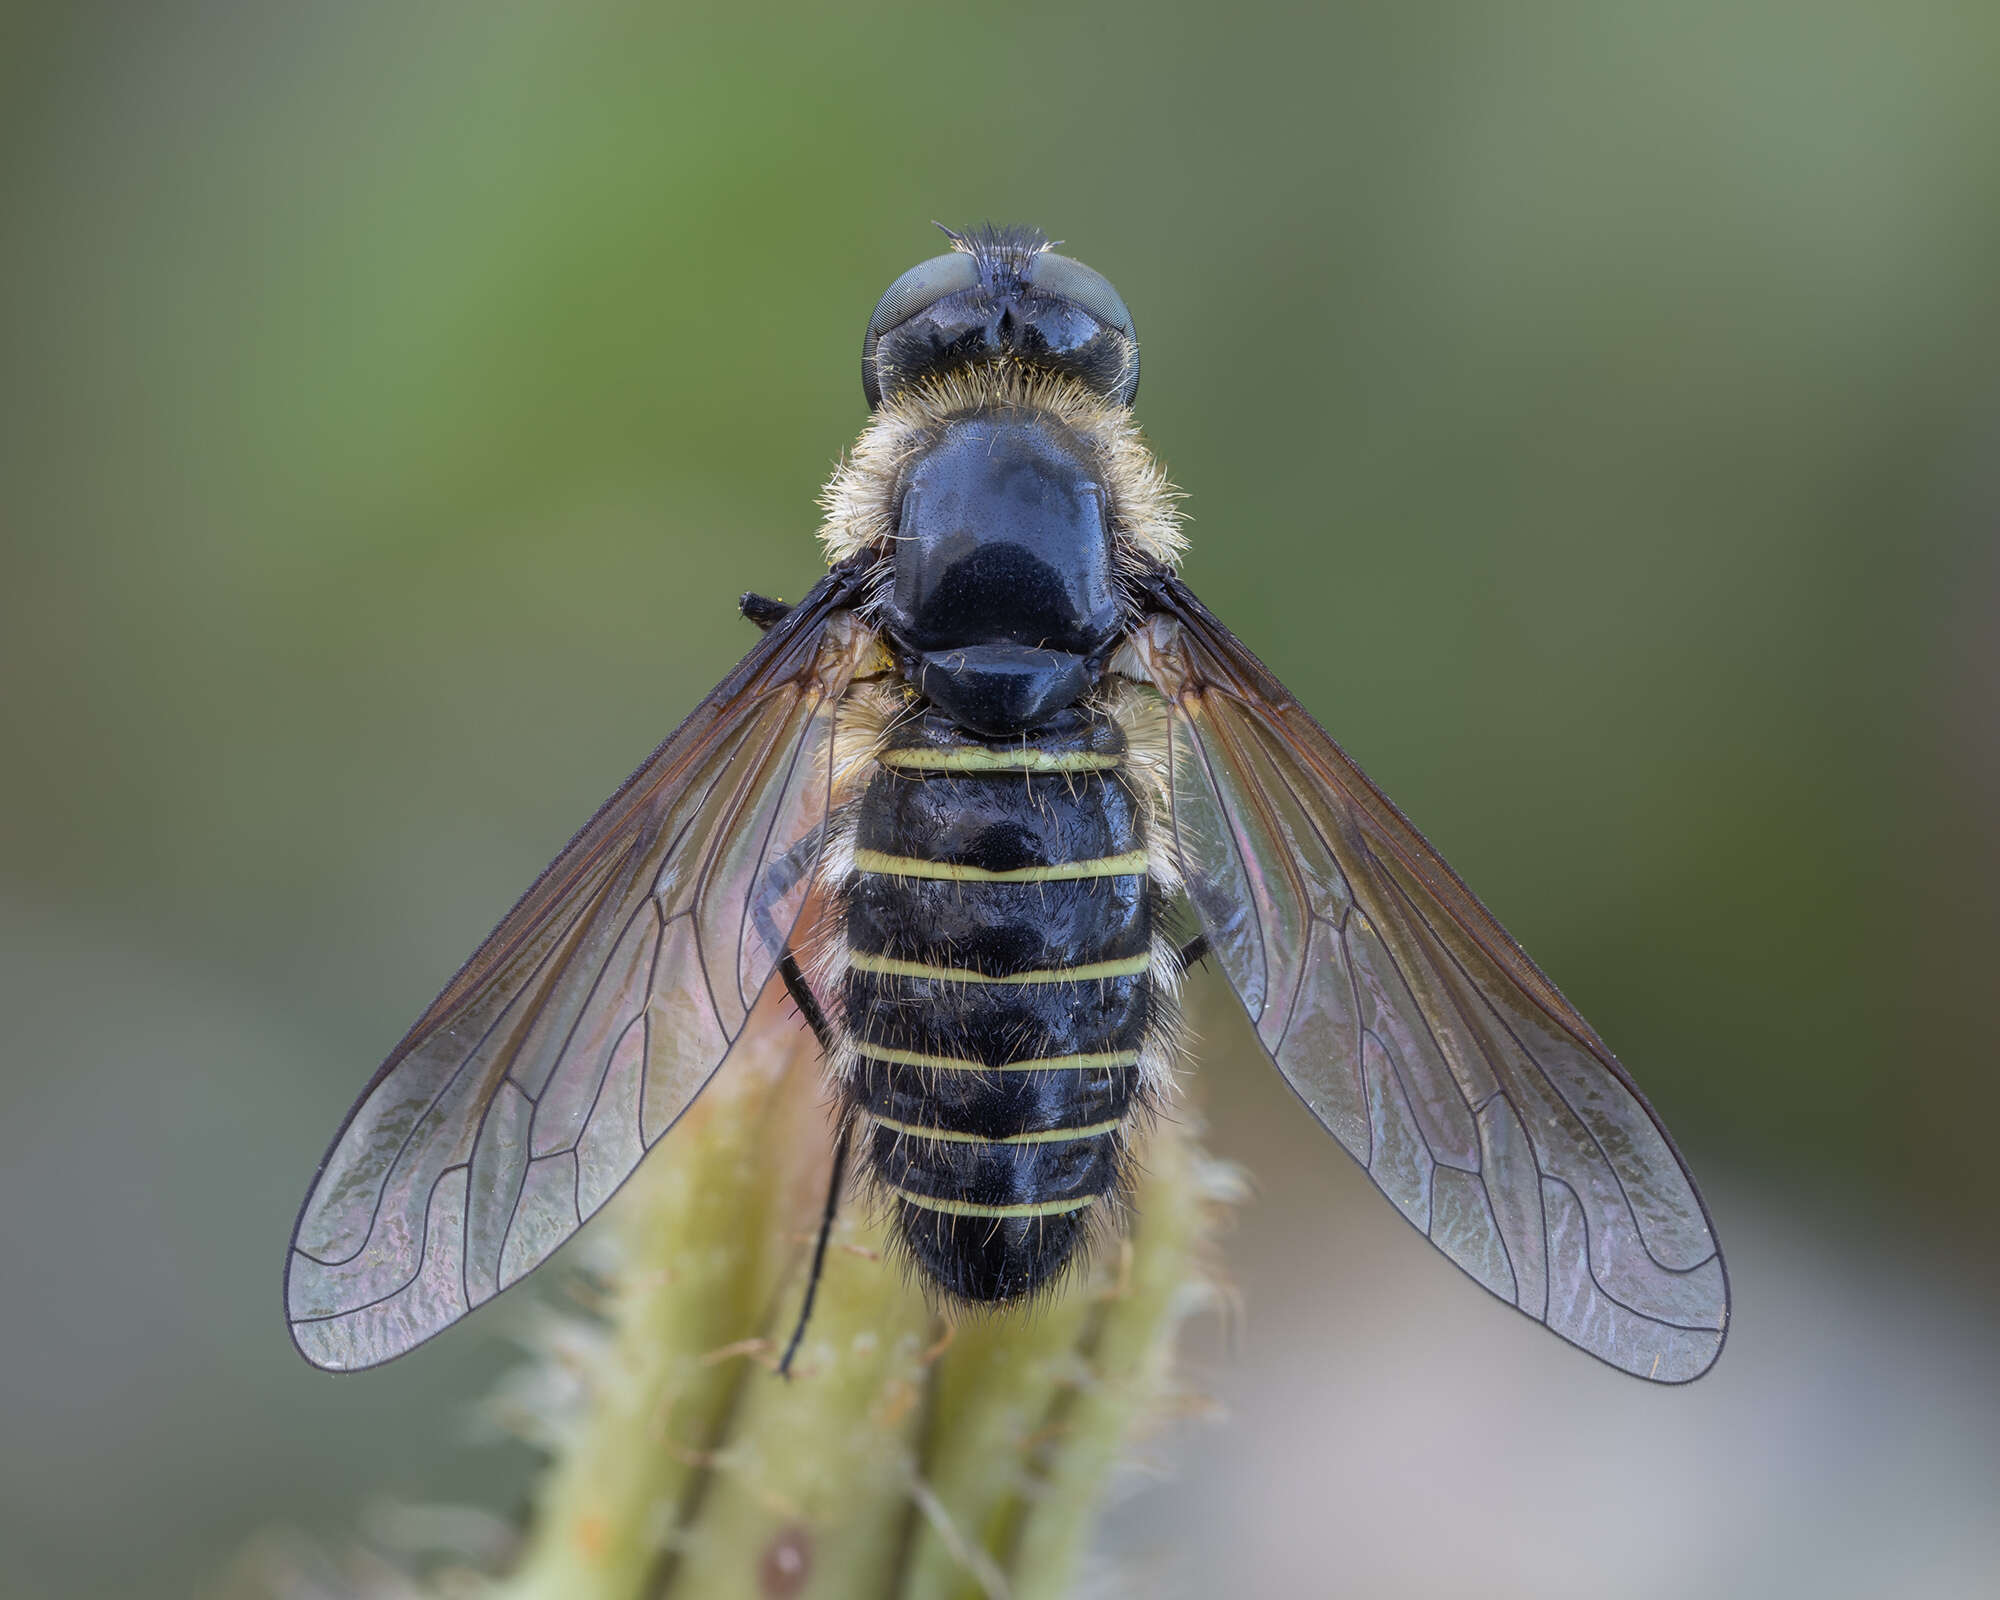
287,224,1728,1383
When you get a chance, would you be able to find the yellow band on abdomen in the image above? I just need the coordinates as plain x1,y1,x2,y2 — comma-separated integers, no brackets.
847,949,1152,985
889,1189,1099,1219
867,1113,1124,1146
851,847,1149,883
877,747,1121,774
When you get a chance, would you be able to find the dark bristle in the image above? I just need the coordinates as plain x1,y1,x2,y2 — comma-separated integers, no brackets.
895,1200,1099,1303
936,221,1055,290
860,1150,1140,1315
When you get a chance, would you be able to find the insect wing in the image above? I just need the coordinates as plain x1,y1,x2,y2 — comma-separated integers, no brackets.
286,568,866,1370
1134,575,1728,1382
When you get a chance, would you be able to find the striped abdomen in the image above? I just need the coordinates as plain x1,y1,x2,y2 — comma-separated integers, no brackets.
842,707,1153,1302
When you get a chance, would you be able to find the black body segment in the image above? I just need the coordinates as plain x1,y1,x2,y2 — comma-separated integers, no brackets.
841,707,1154,1302
890,418,1118,656
881,412,1123,737
852,1058,1137,1139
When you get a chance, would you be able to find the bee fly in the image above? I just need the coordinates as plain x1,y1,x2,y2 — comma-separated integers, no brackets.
288,225,1728,1383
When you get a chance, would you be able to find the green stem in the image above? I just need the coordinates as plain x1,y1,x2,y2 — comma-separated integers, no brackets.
266,1000,1237,1600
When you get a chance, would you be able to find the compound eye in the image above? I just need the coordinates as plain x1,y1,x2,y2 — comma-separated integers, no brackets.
1024,252,1135,341
867,253,981,338
864,252,984,407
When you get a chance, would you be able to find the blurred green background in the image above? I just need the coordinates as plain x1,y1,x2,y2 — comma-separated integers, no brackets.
3,2,1997,1595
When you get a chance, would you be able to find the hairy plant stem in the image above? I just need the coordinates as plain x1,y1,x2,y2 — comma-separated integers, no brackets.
251,993,1235,1600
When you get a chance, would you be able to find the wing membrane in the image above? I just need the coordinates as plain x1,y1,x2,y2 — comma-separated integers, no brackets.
1135,573,1728,1381
286,564,869,1370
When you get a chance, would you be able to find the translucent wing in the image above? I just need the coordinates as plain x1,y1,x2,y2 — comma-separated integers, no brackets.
286,562,872,1370
1131,573,1728,1382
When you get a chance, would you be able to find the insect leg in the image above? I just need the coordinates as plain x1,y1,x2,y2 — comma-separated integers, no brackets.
778,949,835,1055
1176,933,1210,971
753,812,850,1372
778,1102,856,1378
739,592,793,630
750,823,829,968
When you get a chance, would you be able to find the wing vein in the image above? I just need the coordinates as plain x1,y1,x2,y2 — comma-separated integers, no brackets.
295,856,625,1272
288,560,870,1367
290,1162,469,1326
1370,858,1698,1279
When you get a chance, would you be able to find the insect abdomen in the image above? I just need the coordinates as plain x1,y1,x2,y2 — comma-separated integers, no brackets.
842,707,1151,1302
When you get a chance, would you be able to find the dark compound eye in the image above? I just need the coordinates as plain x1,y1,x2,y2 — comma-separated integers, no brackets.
1025,252,1135,342
862,229,1141,409
866,253,981,340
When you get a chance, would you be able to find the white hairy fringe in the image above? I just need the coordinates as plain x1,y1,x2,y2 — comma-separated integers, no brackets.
802,802,860,1089
1139,932,1190,1102
1097,676,1183,897
826,676,910,802
816,365,1187,587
